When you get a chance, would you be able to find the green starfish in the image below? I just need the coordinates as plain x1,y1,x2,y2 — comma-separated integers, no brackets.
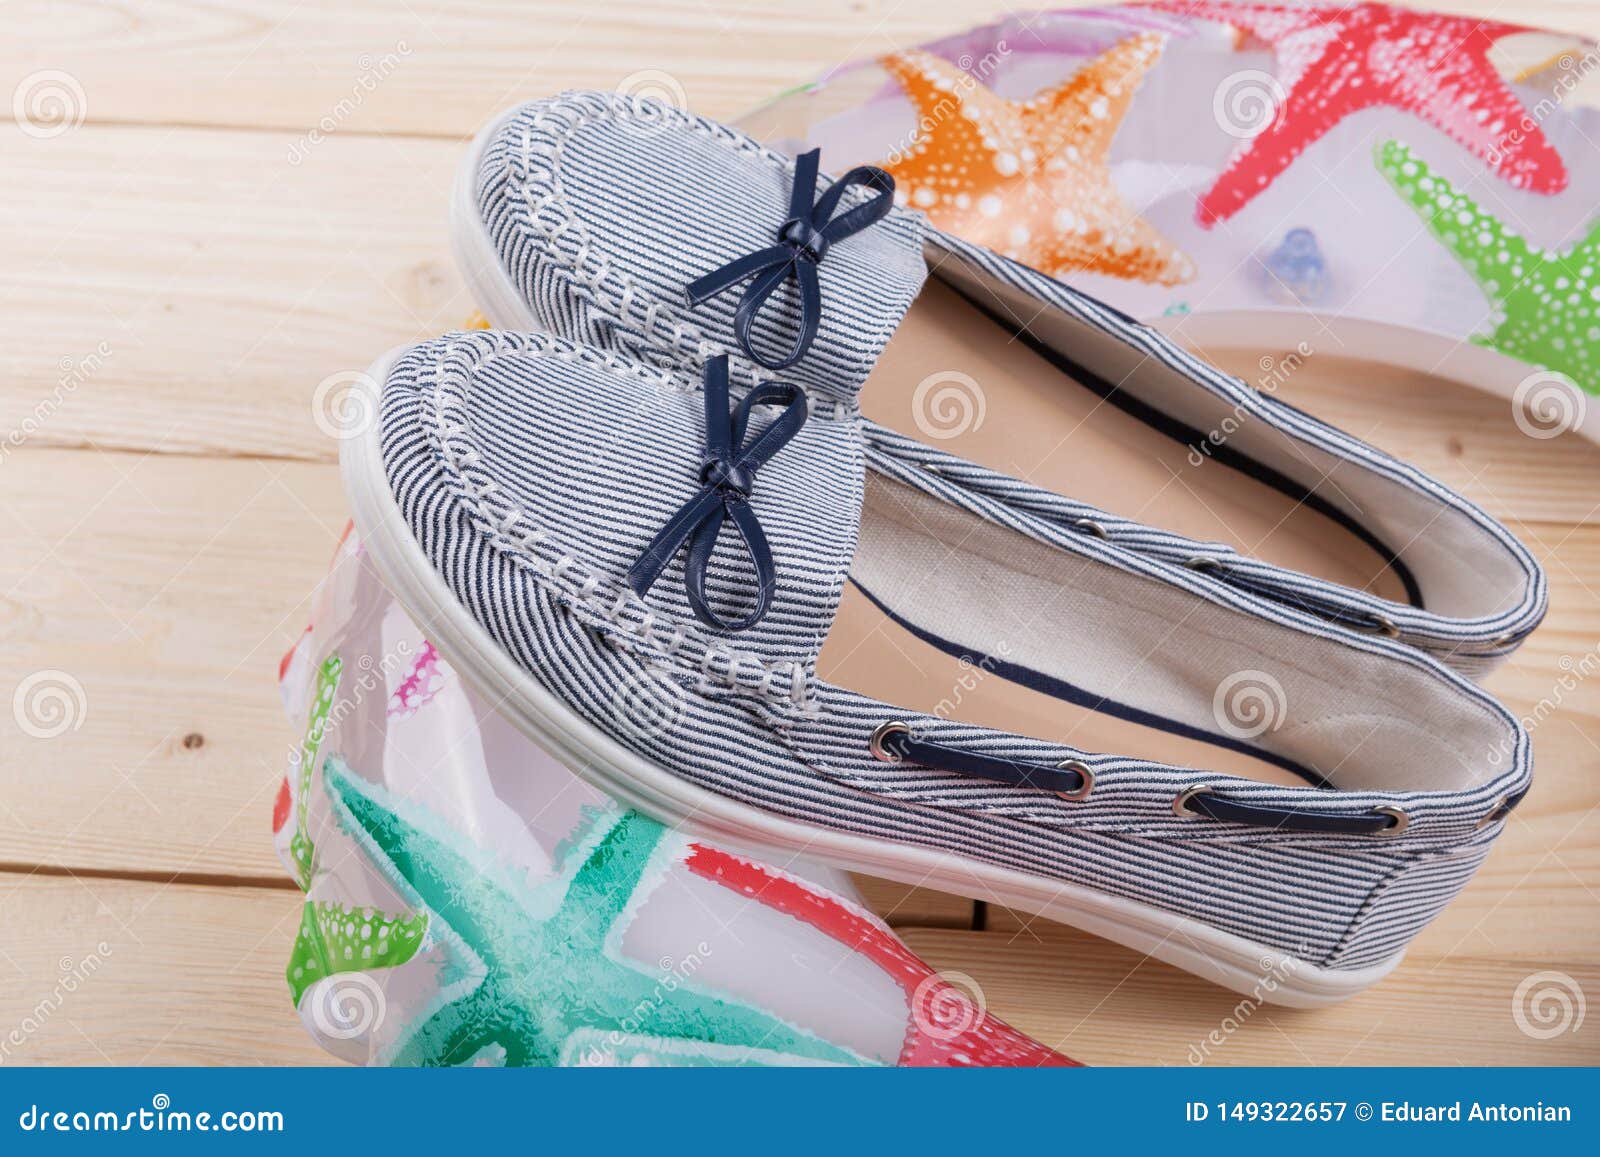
286,899,429,1006
323,757,867,1067
1377,139,1600,394
289,653,341,888
283,653,429,1010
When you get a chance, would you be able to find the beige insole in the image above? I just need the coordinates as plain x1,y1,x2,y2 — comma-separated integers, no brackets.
818,583,1307,789
861,280,1407,603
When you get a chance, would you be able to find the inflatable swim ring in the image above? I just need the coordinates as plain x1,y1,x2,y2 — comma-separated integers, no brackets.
737,2,1600,442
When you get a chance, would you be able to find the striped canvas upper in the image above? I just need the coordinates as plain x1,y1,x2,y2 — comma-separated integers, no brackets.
378,329,1532,971
379,332,862,685
475,89,927,404
470,91,1547,678
921,236,1549,677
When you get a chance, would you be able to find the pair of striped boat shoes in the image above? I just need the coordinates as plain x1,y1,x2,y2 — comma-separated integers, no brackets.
338,92,1543,1005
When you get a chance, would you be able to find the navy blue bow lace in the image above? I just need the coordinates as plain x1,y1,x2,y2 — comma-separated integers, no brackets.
685,149,894,371
627,356,808,632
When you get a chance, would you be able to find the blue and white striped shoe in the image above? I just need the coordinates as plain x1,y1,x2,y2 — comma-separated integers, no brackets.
343,330,1531,1005
449,92,1545,679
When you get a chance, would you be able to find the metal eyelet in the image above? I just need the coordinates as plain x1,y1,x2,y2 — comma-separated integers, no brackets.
1173,784,1212,818
868,721,912,764
1365,614,1402,639
1372,805,1410,837
1184,556,1219,573
1073,518,1109,541
1054,760,1094,801
1475,796,1510,829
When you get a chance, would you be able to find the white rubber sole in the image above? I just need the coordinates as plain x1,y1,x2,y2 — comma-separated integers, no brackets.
343,340,1401,1007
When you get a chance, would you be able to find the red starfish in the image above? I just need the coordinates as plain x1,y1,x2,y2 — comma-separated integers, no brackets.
685,843,1078,1066
1146,1,1567,224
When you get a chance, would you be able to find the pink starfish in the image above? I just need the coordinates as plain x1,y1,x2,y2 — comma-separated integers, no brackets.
1146,1,1568,224
387,640,445,719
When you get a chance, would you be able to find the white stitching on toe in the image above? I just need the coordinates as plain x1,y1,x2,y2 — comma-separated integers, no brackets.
415,331,810,707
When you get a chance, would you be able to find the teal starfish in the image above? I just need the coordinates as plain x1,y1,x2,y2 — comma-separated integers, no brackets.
323,757,867,1067
1377,139,1600,394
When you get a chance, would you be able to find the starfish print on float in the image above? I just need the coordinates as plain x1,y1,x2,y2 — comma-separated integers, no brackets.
1377,139,1600,395
320,757,1077,1067
878,35,1196,285
387,641,445,719
287,898,429,1006
287,653,341,888
681,844,1077,1066
1145,2,1567,225
323,758,867,1067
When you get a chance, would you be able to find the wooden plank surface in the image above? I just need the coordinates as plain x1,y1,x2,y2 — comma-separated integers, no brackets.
901,923,1600,1065
1,0,1597,1066
2,0,1023,136
4,0,1595,137
0,126,467,461
0,450,345,880
0,872,325,1066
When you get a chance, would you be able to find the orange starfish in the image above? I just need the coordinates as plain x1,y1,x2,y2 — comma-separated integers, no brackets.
879,34,1194,285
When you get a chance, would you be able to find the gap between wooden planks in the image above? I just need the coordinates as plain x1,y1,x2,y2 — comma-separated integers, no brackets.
0,870,1592,1065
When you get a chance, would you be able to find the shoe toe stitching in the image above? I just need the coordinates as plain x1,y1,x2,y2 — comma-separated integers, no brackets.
392,330,814,710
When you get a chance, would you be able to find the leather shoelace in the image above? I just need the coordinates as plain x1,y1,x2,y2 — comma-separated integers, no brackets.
1175,788,1404,835
627,355,807,632
872,723,1436,836
686,148,894,370
872,724,1091,798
